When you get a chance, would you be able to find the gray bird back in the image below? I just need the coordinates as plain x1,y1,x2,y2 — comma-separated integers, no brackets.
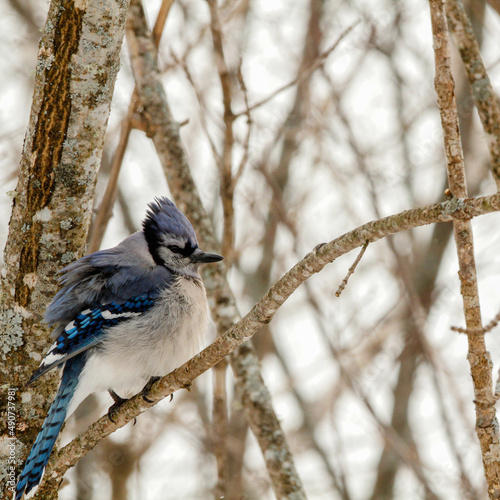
45,232,174,332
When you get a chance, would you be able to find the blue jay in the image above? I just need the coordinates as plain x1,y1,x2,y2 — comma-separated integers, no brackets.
15,197,223,500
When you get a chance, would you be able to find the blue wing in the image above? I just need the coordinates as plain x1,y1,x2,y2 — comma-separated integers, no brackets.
44,232,174,330
30,233,175,384
29,293,158,384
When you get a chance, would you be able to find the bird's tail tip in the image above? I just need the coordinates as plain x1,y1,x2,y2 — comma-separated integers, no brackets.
14,466,44,500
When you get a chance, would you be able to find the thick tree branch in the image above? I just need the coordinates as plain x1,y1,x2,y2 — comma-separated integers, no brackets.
42,191,500,485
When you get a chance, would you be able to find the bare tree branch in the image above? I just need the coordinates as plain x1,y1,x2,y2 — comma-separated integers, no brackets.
43,190,500,487
233,21,359,117
446,0,500,190
335,241,368,297
125,1,307,498
205,2,238,492
207,0,236,264
231,343,307,500
429,0,500,496
87,0,175,253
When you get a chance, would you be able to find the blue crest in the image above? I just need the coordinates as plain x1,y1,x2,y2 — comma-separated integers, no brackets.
143,197,198,247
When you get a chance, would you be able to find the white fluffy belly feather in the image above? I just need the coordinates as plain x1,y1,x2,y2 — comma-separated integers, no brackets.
67,276,208,417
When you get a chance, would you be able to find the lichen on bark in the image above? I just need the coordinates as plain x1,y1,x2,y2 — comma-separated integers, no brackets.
0,0,131,497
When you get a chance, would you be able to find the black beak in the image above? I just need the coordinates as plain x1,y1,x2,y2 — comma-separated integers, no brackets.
190,248,224,264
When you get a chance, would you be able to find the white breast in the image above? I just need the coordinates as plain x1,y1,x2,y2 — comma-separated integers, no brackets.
67,276,209,417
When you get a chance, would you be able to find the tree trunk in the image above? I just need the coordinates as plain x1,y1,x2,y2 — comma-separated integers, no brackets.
0,0,130,497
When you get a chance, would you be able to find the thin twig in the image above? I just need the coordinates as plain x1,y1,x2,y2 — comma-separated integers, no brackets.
234,61,252,184
172,51,222,165
234,22,359,117
152,0,174,45
452,307,500,334
207,0,236,265
335,241,368,297
87,96,135,253
212,356,229,500
494,366,500,401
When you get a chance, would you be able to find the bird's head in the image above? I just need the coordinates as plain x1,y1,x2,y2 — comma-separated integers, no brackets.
143,197,223,275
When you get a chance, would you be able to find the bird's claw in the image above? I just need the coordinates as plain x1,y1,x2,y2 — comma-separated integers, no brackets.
107,389,129,423
141,376,160,403
108,404,119,423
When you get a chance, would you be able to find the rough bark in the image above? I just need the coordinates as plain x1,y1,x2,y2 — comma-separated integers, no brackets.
0,0,130,497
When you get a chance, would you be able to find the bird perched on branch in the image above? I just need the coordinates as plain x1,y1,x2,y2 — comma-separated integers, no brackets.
15,197,223,500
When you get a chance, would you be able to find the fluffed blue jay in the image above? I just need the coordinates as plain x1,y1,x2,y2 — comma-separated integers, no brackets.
15,197,223,500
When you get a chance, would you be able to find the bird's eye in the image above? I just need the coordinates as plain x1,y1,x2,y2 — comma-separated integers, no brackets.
168,245,182,254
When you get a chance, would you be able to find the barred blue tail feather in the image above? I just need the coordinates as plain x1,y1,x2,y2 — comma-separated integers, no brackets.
15,355,86,500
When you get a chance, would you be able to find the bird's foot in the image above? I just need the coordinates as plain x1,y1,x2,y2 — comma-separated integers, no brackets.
141,376,161,403
107,390,128,423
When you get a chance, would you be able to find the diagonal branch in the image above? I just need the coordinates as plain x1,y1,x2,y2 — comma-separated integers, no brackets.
446,0,500,191
125,1,307,498
87,0,175,253
43,190,500,487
